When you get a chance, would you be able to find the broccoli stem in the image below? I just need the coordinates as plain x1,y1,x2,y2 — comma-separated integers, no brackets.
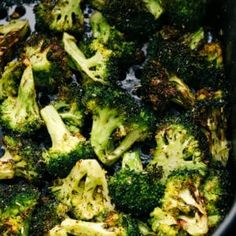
0,19,29,35
143,0,164,19
40,105,75,150
0,150,15,179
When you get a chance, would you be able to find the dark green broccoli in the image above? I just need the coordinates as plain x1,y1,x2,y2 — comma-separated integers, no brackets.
63,32,120,84
34,0,84,35
148,115,208,181
51,159,113,220
22,33,72,91
140,59,195,112
0,180,40,235
40,105,94,178
0,60,25,102
150,170,208,236
49,212,140,236
30,197,68,236
109,150,164,217
0,64,43,134
193,89,230,166
0,19,30,71
83,83,156,165
162,0,207,31
101,0,164,40
0,135,44,182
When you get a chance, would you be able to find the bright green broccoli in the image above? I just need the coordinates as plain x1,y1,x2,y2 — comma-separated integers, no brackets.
51,159,113,220
22,33,72,91
40,105,94,178
0,64,43,134
83,83,156,165
0,135,44,182
0,180,40,235
109,150,164,217
148,115,208,180
100,0,164,40
0,60,25,102
0,19,30,71
34,0,84,35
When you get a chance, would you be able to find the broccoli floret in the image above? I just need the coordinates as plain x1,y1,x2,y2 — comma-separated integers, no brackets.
23,33,72,91
49,212,140,236
140,60,195,112
148,115,208,181
0,180,40,235
150,170,209,236
0,19,30,71
109,150,164,217
30,197,68,236
102,0,164,40
0,60,25,102
40,105,94,178
34,0,84,35
63,32,120,84
193,89,230,166
0,64,43,134
83,83,156,165
0,135,44,182
162,0,207,30
51,159,113,220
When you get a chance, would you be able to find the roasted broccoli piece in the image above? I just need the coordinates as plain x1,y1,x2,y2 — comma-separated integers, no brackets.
0,19,30,71
100,0,164,40
193,89,230,166
109,150,164,217
162,0,207,31
140,59,195,112
22,33,71,91
0,135,44,182
40,105,94,178
148,115,208,180
51,159,113,220
0,180,40,235
83,83,156,165
0,64,43,134
34,0,84,35
63,32,121,84
30,197,68,236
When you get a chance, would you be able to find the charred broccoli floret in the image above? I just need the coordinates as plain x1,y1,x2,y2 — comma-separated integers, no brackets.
51,159,113,220
0,180,40,235
0,60,25,102
22,33,71,91
0,135,44,182
109,150,164,217
148,115,208,180
83,83,156,165
0,19,30,71
40,105,94,178
100,0,164,40
0,64,43,134
49,212,140,236
193,89,230,166
34,0,84,35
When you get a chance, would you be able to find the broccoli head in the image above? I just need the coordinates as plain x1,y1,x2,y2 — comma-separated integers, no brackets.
34,0,84,35
0,135,44,182
83,83,156,165
51,159,113,220
102,0,164,40
0,19,30,71
0,180,40,235
0,64,43,134
148,115,208,180
0,60,25,102
40,105,94,178
22,33,72,91
109,150,164,217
